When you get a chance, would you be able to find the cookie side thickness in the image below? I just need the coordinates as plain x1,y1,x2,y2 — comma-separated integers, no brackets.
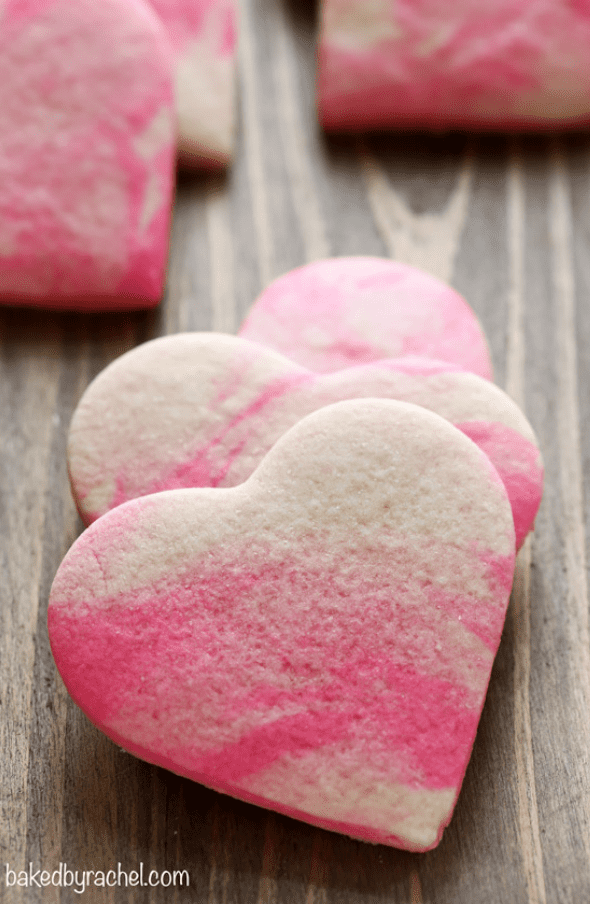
238,257,493,379
0,0,176,309
66,332,542,546
147,0,236,166
50,400,516,850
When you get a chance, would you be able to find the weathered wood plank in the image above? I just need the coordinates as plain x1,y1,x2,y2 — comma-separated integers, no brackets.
1,314,63,902
359,138,473,285
521,137,590,902
2,0,590,900
505,144,547,904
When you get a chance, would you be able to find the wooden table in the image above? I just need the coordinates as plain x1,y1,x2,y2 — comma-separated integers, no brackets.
2,0,590,900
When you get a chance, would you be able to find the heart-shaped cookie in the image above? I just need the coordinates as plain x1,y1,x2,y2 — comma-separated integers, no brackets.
50,399,516,851
0,0,176,309
67,333,542,548
239,257,493,378
318,0,590,131
148,0,236,166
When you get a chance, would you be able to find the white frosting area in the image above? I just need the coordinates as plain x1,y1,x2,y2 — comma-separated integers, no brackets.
139,170,164,233
79,477,118,523
133,105,175,160
324,0,402,50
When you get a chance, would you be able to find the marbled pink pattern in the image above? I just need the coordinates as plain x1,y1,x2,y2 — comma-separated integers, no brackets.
239,258,493,378
457,421,543,550
318,0,590,131
67,333,542,547
148,0,236,166
0,0,176,309
49,400,517,850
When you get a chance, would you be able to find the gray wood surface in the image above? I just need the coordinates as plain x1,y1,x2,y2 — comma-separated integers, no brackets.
2,0,590,900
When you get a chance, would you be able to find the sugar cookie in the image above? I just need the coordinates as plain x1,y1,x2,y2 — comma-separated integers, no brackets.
148,0,236,166
50,399,516,851
0,0,175,309
318,0,590,131
239,258,493,378
67,333,542,548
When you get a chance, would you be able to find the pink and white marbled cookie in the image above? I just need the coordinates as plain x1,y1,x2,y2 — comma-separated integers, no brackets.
239,257,493,378
0,0,176,309
318,0,590,131
50,399,516,851
67,333,542,548
148,0,236,166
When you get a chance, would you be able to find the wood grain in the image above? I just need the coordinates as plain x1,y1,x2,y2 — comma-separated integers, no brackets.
2,0,590,900
505,144,547,904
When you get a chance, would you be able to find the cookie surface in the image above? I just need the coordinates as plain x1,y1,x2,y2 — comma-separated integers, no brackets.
50,399,516,851
68,333,542,548
318,0,590,131
148,0,236,166
239,258,492,378
0,0,175,309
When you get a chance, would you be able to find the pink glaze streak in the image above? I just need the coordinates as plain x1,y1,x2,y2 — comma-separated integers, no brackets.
457,421,543,549
49,536,513,807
